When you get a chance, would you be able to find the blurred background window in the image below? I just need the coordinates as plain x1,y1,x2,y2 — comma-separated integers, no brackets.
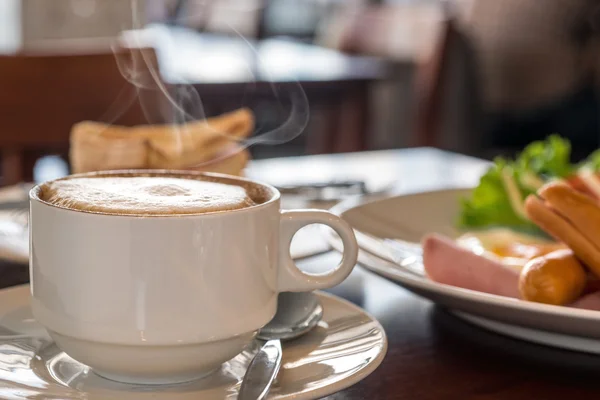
0,0,598,184
0,0,21,53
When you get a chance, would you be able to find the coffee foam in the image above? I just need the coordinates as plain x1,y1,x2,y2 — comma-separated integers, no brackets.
38,172,273,216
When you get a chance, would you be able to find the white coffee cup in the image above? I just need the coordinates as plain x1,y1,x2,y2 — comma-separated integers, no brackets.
29,171,358,384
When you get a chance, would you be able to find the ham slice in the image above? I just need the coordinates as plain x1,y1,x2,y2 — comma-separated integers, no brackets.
422,234,521,298
422,233,600,311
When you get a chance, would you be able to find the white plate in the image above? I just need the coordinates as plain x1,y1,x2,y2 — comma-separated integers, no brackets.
0,214,28,264
451,312,600,354
0,285,387,399
326,188,600,353
0,183,32,265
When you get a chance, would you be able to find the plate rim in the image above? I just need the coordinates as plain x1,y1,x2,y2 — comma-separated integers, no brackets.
451,310,600,354
327,187,600,323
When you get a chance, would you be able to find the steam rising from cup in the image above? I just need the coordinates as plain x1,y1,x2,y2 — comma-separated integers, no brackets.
96,0,310,167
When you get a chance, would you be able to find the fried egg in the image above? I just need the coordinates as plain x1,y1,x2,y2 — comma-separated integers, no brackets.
456,228,566,272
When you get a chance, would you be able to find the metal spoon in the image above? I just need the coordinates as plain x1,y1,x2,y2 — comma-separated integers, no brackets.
238,292,323,400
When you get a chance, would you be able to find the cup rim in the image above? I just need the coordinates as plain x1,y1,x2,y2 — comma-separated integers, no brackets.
29,169,280,218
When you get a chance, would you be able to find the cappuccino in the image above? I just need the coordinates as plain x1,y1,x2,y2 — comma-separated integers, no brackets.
38,172,268,216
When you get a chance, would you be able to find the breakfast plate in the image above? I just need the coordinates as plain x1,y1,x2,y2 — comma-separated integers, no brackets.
0,285,386,399
326,188,600,354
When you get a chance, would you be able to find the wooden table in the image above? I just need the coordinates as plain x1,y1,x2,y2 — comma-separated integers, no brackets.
4,148,600,399
126,26,393,154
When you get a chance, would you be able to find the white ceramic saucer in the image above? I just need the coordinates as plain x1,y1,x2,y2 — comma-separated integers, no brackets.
0,285,386,399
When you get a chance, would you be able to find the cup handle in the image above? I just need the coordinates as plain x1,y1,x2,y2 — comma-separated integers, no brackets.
277,210,358,292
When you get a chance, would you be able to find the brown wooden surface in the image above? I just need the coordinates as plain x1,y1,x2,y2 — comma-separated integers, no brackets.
3,148,599,398
317,255,600,399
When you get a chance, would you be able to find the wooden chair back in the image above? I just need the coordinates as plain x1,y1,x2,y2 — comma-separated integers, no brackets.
0,42,161,185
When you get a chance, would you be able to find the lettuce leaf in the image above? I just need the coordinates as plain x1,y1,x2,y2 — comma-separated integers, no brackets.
458,135,573,234
458,159,540,233
515,134,573,178
579,148,600,171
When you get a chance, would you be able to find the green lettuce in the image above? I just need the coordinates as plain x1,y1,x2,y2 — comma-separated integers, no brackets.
579,148,600,171
515,134,573,178
458,159,540,233
458,135,574,233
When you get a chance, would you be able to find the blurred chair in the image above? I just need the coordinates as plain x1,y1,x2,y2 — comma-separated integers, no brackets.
329,3,442,62
317,1,446,150
0,41,163,185
413,3,480,152
414,0,600,159
413,12,455,149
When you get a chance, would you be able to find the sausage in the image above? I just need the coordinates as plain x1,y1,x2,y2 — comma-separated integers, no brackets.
524,193,600,278
518,249,587,305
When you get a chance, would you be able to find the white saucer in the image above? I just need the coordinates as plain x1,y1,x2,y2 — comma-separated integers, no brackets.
0,285,387,399
327,188,600,354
